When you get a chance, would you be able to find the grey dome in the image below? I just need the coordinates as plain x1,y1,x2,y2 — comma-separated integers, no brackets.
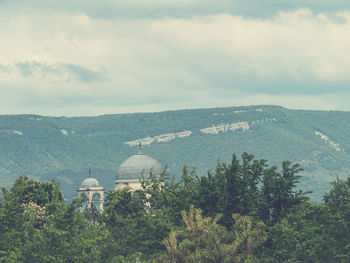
117,149,162,181
81,177,101,188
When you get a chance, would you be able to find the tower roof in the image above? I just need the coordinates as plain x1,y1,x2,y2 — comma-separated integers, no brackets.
116,145,161,181
81,177,101,188
80,169,102,188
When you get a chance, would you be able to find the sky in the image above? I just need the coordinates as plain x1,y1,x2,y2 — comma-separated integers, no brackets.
1,1,350,116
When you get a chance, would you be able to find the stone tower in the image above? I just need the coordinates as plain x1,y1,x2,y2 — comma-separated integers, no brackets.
77,169,104,212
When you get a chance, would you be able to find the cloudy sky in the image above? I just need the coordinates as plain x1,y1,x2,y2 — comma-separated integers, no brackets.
1,1,350,116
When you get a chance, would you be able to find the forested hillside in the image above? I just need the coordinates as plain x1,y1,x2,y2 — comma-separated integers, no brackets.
1,105,350,200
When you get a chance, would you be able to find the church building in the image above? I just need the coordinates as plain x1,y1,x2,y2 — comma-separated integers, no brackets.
77,143,162,211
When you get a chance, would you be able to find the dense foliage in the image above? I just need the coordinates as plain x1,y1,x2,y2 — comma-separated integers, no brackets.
0,153,349,262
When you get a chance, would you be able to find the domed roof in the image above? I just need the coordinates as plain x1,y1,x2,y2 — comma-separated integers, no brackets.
117,146,161,181
81,177,101,188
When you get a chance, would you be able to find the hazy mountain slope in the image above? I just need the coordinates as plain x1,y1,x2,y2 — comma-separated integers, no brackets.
1,105,349,201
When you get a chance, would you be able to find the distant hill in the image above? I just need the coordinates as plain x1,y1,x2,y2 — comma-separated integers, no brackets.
1,105,350,201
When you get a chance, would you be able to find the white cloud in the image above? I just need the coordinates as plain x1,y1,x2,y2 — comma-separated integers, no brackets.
1,9,350,116
112,0,199,7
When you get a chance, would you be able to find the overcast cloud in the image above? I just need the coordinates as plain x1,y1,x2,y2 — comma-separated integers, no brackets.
0,1,350,116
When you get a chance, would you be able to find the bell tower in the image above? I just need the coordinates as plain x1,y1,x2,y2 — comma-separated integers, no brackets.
77,169,104,212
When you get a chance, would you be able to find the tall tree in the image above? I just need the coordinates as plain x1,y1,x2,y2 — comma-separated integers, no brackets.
260,162,307,225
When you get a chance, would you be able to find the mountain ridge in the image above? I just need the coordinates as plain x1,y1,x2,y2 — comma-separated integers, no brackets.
0,105,349,201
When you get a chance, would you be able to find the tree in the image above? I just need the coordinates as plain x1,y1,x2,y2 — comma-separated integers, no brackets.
0,176,112,263
262,177,350,263
260,161,308,225
261,201,328,262
155,205,267,263
322,177,350,262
